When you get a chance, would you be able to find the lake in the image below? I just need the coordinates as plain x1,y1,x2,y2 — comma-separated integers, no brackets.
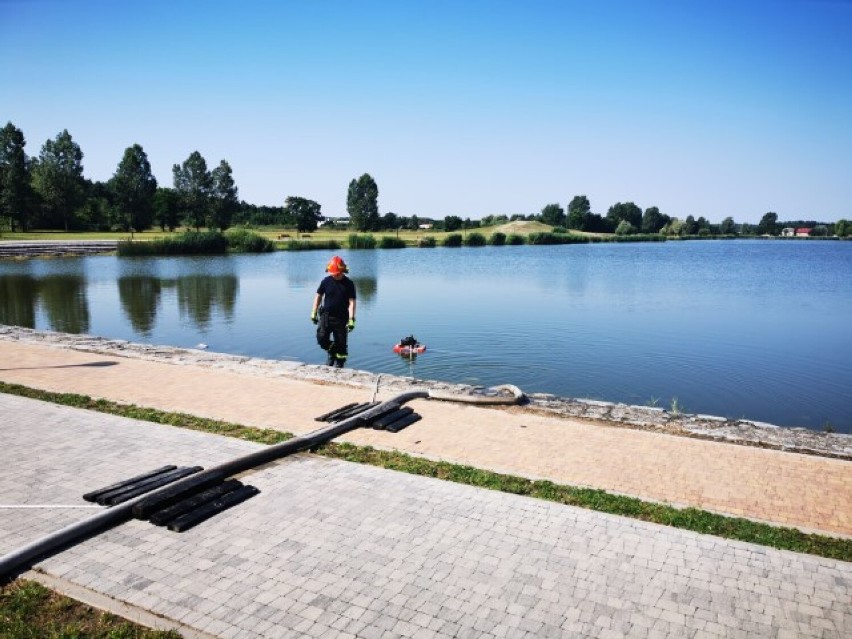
1,239,850,433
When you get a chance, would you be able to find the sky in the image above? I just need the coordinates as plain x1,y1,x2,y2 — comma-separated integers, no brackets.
2,0,851,224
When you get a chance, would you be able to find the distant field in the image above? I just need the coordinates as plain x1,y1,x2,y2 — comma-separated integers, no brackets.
0,230,171,241
1,223,587,247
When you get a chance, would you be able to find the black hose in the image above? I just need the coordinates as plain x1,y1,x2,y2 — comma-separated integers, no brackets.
0,390,429,580
0,387,526,580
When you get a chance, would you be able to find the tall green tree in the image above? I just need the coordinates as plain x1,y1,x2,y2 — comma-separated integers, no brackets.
347,173,379,231
31,129,84,230
682,215,699,235
110,144,157,232
606,202,642,230
283,196,322,232
444,215,463,232
381,211,399,230
835,219,851,237
210,160,238,231
173,151,212,230
719,216,737,235
641,206,668,233
567,195,591,230
540,203,566,227
757,211,778,235
0,122,32,232
153,187,181,231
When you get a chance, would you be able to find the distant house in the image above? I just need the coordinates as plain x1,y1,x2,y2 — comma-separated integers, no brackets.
318,216,350,227
795,227,812,237
418,223,433,230
781,227,795,237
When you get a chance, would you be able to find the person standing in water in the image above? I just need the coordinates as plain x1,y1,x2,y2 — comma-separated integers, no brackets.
311,255,357,367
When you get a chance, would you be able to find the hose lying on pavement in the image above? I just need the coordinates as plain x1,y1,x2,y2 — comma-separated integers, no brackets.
0,386,524,580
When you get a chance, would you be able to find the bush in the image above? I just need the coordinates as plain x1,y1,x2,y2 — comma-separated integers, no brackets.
489,232,506,246
379,236,406,249
225,228,274,253
507,234,525,245
464,232,486,246
528,232,592,245
118,231,228,256
348,234,377,249
418,236,436,248
284,239,341,251
611,234,666,243
615,221,637,236
552,226,568,234
442,233,463,247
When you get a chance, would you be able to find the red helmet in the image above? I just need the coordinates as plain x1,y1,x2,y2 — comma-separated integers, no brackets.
326,255,348,275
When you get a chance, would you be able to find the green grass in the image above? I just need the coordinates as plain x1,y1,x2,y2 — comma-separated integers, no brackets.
1,380,849,562
0,579,182,638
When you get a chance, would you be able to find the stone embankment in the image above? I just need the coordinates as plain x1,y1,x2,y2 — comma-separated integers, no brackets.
2,325,850,460
0,240,118,258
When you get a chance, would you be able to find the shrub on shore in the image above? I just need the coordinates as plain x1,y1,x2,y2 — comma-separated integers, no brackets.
464,232,487,247
379,236,406,249
489,232,506,246
284,239,341,251
348,234,377,249
611,233,666,243
418,236,436,248
527,232,588,245
442,233,463,247
117,231,228,256
225,228,274,252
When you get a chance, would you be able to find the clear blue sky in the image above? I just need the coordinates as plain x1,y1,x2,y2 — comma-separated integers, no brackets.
2,0,850,223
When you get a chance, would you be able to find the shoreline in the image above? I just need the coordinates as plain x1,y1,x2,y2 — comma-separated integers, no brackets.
2,325,849,461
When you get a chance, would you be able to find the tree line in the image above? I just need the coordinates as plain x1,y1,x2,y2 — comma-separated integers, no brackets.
1,122,848,237
536,198,848,238
0,123,240,233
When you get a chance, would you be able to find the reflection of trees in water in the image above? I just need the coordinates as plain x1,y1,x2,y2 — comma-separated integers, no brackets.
39,275,89,334
176,275,238,330
350,277,377,302
118,276,162,336
0,275,38,328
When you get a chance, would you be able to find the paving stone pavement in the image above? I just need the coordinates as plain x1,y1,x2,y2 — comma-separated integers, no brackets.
1,394,850,638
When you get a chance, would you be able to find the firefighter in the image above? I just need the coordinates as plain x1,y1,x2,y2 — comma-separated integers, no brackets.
310,255,357,367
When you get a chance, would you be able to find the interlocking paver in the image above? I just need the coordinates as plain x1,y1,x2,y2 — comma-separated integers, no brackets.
1,393,850,638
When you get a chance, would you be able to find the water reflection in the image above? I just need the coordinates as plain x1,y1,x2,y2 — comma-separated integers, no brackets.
38,275,90,334
176,275,238,330
0,275,37,328
118,276,162,336
350,277,377,302
0,273,90,333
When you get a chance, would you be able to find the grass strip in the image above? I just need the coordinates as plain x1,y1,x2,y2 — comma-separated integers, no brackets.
0,381,292,446
0,579,181,638
2,381,850,562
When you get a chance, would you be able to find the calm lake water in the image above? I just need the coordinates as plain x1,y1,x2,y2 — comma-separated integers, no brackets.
1,240,850,433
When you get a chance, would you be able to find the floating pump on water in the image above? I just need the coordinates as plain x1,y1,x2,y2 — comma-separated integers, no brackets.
393,334,426,356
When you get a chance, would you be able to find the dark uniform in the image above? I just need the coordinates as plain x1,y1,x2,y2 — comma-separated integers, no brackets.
316,274,357,367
